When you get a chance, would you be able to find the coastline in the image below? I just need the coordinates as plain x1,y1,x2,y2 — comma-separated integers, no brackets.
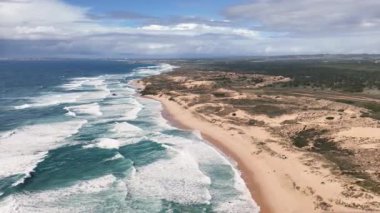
144,94,273,212
134,67,380,212
157,97,272,213
132,79,269,211
141,93,373,213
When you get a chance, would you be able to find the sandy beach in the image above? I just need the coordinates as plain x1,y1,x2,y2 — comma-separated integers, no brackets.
146,94,380,213
135,69,380,212
147,94,273,212
148,94,312,212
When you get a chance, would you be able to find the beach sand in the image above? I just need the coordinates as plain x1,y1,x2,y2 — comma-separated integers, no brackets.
145,94,350,213
135,71,380,212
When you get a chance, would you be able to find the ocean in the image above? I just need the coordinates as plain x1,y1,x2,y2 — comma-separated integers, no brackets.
0,60,259,212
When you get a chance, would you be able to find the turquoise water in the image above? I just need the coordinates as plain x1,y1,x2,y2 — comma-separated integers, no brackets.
0,60,259,212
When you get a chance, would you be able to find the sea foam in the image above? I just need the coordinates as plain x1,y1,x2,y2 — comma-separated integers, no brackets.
14,104,31,110
0,174,127,213
84,138,120,150
64,103,102,116
148,132,259,211
1,63,259,212
15,76,111,110
60,77,105,91
112,122,142,134
134,63,178,77
126,151,212,205
0,120,87,179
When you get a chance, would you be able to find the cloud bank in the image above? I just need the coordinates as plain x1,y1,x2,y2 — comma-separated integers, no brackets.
0,0,379,57
225,0,380,35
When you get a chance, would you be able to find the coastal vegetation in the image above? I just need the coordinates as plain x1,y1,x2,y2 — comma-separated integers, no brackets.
140,57,380,210
173,55,380,92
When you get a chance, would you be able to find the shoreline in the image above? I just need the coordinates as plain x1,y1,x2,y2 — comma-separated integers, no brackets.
141,93,366,213
143,94,273,213
158,101,271,213
134,66,380,212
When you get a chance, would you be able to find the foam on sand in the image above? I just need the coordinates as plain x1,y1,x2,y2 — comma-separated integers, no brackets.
0,120,87,179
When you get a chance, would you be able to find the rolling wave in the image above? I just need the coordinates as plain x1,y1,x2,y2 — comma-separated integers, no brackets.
0,63,259,212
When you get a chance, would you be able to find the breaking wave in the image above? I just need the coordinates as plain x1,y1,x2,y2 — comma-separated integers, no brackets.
0,62,259,212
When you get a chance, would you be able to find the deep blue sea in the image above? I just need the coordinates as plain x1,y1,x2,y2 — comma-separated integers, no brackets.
0,60,258,212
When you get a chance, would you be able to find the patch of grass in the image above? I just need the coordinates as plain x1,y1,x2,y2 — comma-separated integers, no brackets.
363,102,380,117
140,85,160,95
224,98,293,117
291,128,380,194
196,105,222,115
247,119,265,126
248,104,290,117
212,92,227,97
335,99,380,120
281,119,298,125
335,99,355,104
291,128,328,148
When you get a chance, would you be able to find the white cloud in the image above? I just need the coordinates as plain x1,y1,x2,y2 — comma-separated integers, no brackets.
0,0,88,26
0,0,380,57
0,0,260,40
225,0,380,34
140,23,260,39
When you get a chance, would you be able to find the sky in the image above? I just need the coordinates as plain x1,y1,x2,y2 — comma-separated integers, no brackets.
1,0,380,58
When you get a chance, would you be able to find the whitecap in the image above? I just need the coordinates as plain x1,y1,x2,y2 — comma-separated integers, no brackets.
60,77,106,91
126,151,212,205
0,174,127,213
84,138,120,150
149,133,259,211
64,108,77,117
150,133,228,165
133,63,179,77
0,130,16,139
105,153,125,161
137,98,173,129
14,86,110,110
60,78,88,90
112,122,142,134
64,103,102,116
124,99,143,120
14,93,81,109
0,120,87,179
14,104,31,110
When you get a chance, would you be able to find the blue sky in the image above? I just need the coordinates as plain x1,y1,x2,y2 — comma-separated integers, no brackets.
1,0,380,58
65,0,235,18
